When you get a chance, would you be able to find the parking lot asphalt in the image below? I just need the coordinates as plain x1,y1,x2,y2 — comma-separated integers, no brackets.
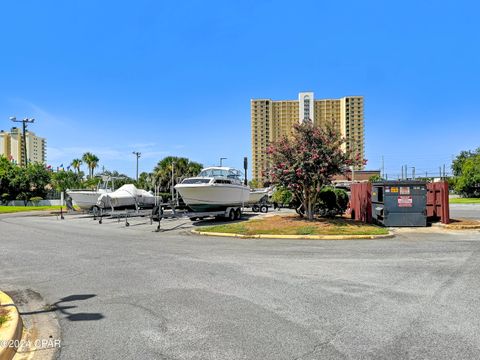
1,209,480,360
450,203,480,219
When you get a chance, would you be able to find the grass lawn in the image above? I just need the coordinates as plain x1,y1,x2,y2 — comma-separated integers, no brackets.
0,205,65,214
200,215,388,236
449,198,480,204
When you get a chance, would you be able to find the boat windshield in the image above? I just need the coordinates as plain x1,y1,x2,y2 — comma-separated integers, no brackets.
198,168,243,181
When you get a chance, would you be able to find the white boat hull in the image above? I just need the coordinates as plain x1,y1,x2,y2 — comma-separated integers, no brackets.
67,190,109,210
175,183,250,212
97,184,158,209
248,189,269,204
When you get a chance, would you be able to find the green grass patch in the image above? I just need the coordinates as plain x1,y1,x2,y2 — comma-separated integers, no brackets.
200,215,388,237
449,198,480,204
295,226,316,235
0,205,65,214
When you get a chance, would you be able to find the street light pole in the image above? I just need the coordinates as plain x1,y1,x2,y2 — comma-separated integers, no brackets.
132,151,141,181
171,161,175,204
220,157,227,166
10,116,35,166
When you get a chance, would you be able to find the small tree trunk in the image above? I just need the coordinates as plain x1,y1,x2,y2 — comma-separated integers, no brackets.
307,200,314,220
304,192,315,220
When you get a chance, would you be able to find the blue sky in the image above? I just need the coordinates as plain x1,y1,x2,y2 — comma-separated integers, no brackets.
1,0,479,179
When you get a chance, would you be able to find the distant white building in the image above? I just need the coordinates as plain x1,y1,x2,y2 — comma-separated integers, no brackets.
0,127,47,165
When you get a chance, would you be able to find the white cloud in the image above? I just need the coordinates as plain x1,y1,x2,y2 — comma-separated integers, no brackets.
7,98,75,129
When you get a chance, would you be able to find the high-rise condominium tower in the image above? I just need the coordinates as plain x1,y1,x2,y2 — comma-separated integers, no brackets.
251,92,364,184
0,127,47,165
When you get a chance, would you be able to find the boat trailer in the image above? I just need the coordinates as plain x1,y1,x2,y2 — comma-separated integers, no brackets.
91,203,245,232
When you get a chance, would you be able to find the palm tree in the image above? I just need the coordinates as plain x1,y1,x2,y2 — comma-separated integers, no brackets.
153,156,202,191
82,152,100,178
70,158,82,174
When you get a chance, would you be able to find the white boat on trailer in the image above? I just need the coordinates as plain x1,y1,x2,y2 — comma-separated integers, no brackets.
96,184,159,210
175,167,250,213
67,176,115,210
248,188,269,204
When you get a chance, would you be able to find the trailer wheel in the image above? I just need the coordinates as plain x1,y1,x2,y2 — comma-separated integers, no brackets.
234,208,242,220
252,205,260,212
228,209,236,221
189,217,198,221
260,205,268,213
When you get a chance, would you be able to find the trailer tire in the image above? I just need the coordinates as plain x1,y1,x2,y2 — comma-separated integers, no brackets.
189,217,198,221
228,209,236,221
252,205,260,212
260,205,268,213
92,205,100,217
234,208,242,220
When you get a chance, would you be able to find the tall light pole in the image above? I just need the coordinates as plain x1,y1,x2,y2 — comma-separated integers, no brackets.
132,151,141,181
10,116,35,166
220,157,227,166
171,161,175,203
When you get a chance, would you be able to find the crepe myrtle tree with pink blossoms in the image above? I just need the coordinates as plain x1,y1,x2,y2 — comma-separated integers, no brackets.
266,120,366,220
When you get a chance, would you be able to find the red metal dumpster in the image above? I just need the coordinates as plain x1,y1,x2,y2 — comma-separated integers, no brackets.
426,181,450,224
350,183,372,223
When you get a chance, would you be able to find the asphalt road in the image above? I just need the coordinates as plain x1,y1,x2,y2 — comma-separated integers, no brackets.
1,211,480,360
450,203,480,219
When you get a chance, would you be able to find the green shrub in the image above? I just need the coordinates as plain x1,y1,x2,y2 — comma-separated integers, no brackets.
1,193,9,205
158,192,172,202
30,196,43,206
317,187,337,217
334,188,349,214
271,186,293,205
316,187,349,217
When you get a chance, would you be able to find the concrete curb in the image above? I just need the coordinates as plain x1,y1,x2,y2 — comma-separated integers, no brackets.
0,291,23,360
191,229,394,240
443,224,480,230
434,219,480,230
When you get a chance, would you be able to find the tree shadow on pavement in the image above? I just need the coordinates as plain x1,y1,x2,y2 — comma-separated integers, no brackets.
190,213,260,227
20,294,104,321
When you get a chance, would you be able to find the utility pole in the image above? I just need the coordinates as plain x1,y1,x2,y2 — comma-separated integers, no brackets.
220,157,227,167
443,164,446,178
401,166,404,180
243,157,248,186
381,155,385,179
171,161,175,203
412,167,415,180
10,116,35,166
404,164,408,179
132,151,141,181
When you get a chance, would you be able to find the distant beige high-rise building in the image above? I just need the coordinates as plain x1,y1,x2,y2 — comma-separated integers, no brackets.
0,127,47,165
251,92,364,184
